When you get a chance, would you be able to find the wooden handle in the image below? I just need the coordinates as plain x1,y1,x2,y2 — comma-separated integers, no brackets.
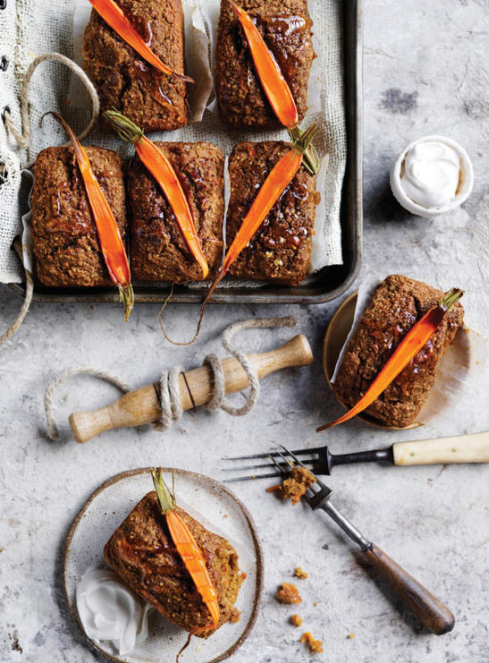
363,543,455,635
69,334,312,444
393,430,489,466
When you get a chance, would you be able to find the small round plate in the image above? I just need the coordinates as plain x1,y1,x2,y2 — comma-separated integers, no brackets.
322,292,479,431
62,468,264,663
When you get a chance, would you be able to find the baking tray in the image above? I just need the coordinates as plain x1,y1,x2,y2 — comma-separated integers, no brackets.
9,0,362,305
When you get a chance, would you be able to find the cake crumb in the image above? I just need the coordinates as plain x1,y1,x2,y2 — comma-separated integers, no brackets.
290,614,303,627
276,582,302,605
271,467,316,505
314,601,318,607
301,632,323,654
294,566,308,579
347,633,355,639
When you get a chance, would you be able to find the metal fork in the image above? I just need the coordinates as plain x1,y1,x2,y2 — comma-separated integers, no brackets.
263,446,455,636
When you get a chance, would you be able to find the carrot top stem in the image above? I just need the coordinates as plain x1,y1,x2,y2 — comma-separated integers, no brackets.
288,126,320,175
151,467,176,513
103,110,144,144
440,287,464,310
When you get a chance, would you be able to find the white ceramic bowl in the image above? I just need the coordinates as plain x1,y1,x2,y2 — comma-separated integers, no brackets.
390,135,474,218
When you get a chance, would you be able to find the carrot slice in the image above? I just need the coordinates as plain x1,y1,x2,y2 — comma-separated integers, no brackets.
230,0,298,128
44,112,133,321
316,288,464,432
89,0,193,83
105,111,209,280
152,469,220,633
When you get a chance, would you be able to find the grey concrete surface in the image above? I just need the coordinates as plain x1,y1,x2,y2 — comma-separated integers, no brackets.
1,0,489,661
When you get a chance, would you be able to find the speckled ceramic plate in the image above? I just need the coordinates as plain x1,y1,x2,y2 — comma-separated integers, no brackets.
62,468,264,663
323,291,481,431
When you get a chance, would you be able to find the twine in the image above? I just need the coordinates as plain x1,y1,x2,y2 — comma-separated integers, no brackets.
0,269,34,347
3,52,100,161
44,316,296,440
0,53,101,349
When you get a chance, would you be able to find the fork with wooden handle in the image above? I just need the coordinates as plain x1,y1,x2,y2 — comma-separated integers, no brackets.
274,447,455,635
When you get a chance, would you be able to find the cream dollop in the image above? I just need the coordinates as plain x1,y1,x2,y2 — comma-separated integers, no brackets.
76,567,149,655
400,140,461,209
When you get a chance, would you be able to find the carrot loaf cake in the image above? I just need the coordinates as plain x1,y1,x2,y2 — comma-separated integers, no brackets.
215,0,314,129
226,141,318,285
104,491,245,636
82,0,187,132
127,142,224,282
31,146,127,287
333,275,464,428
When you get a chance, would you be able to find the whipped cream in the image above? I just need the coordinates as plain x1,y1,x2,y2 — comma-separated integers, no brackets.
400,141,461,208
76,567,150,655
390,135,473,218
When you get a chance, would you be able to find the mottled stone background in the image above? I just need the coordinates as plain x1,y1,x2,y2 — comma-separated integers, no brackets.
1,0,489,661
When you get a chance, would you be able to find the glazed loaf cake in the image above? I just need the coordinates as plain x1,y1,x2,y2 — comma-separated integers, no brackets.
333,275,464,428
31,146,127,287
127,142,224,282
215,0,314,129
83,0,187,132
104,491,245,636
226,141,318,285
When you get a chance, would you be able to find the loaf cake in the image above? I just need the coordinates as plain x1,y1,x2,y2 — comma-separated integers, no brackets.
82,0,187,132
333,275,464,428
31,146,127,287
226,141,318,285
127,142,224,283
104,491,245,636
215,0,314,129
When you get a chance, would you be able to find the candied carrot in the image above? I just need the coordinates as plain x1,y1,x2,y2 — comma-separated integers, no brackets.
316,288,464,432
88,0,193,83
44,112,133,321
230,0,298,128
157,125,317,346
151,469,220,633
105,111,209,280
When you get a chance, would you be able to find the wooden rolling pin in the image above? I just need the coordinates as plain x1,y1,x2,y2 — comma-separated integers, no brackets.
69,334,313,444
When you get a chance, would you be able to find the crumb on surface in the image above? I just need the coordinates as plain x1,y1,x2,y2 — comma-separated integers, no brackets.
314,601,318,607
347,633,355,639
274,467,316,505
290,614,303,627
301,631,323,654
294,566,308,579
276,582,302,605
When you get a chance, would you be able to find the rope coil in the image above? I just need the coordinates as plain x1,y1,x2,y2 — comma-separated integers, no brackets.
44,316,296,440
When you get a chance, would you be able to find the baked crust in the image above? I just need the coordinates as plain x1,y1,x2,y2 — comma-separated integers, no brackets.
31,146,127,287
215,0,314,129
226,141,318,285
127,142,224,282
82,0,187,132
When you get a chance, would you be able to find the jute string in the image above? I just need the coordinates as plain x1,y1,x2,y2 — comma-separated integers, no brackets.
44,316,296,440
0,53,100,349
3,52,100,161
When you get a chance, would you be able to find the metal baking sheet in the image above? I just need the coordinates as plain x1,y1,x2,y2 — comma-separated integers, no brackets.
9,0,362,306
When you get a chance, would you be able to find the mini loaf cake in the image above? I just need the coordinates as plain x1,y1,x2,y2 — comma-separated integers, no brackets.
226,141,318,285
31,146,127,287
333,275,465,428
215,0,314,129
83,0,187,132
127,142,225,282
104,491,245,636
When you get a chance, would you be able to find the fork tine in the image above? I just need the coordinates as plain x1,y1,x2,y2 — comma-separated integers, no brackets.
280,444,309,470
270,455,288,475
275,449,295,470
223,471,284,483
221,459,316,473
221,445,327,461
